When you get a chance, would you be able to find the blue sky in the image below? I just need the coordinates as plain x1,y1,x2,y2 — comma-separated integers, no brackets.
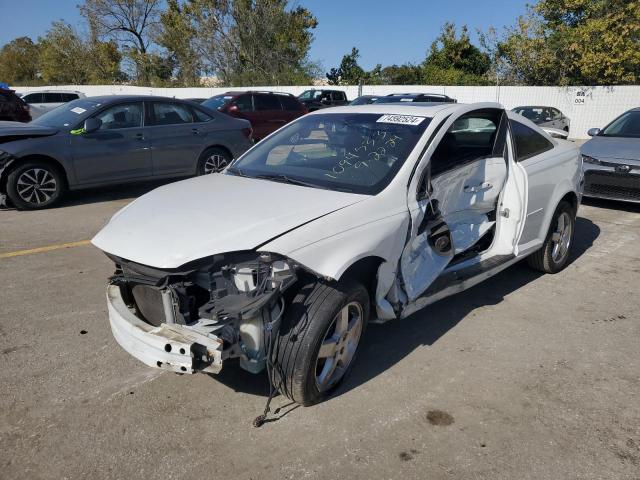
0,0,530,70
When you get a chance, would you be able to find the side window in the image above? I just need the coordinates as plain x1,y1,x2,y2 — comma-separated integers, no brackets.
192,107,213,122
552,108,562,119
151,102,193,125
280,96,302,111
510,120,554,161
430,109,502,176
61,93,79,102
331,91,344,102
254,94,281,111
94,102,143,130
23,93,42,103
234,94,253,111
43,93,63,103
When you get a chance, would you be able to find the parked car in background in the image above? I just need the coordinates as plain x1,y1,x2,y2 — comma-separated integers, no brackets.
349,95,381,105
373,93,457,104
21,90,86,119
92,102,582,408
297,89,349,111
0,87,31,122
0,95,252,210
581,108,640,203
512,106,570,133
202,91,307,141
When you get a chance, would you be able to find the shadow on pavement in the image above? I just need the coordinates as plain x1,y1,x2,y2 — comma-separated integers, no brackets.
582,197,640,214
214,216,600,406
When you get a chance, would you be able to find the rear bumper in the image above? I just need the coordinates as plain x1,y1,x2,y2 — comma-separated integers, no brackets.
107,284,223,374
583,167,640,203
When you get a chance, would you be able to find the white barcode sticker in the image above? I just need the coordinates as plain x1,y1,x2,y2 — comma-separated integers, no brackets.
377,114,425,126
70,107,86,114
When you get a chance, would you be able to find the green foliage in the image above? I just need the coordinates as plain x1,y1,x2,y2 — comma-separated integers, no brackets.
422,23,491,85
38,22,91,84
0,37,40,85
326,48,366,85
497,0,640,85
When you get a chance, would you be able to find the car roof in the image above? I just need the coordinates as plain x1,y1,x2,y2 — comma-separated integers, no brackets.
74,95,195,103
308,103,479,117
24,90,84,94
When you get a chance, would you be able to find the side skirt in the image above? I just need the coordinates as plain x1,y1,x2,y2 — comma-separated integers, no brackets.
400,254,519,319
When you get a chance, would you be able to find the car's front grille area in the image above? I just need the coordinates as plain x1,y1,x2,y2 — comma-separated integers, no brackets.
584,171,640,201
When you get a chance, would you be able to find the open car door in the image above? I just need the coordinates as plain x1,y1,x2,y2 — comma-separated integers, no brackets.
400,107,508,302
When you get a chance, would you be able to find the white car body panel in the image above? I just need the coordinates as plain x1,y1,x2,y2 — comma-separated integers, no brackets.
92,173,367,268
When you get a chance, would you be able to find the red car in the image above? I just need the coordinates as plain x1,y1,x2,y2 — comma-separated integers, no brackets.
0,87,31,122
202,91,307,141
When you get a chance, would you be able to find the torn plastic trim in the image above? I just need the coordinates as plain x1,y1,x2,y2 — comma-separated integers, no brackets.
0,150,16,207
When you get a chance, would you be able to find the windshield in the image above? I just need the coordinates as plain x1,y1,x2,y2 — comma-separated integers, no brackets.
298,90,321,101
202,94,233,111
601,111,640,138
513,107,545,123
32,99,102,128
228,112,430,195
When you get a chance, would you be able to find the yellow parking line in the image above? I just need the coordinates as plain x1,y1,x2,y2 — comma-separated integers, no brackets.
0,240,92,259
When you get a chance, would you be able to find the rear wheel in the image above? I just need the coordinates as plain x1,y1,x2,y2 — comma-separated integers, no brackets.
6,161,65,210
197,147,232,175
527,201,575,273
271,279,369,406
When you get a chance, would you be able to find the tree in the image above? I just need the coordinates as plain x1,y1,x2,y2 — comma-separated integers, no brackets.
497,0,640,85
379,64,422,85
326,47,366,85
80,0,162,83
157,0,201,86
0,37,40,85
422,23,491,85
38,22,91,84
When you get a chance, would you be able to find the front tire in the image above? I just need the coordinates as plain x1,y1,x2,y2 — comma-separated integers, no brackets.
6,161,65,210
527,201,575,273
271,279,369,406
197,147,232,175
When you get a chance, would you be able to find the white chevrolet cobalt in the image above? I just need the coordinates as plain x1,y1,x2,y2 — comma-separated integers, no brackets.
93,103,583,408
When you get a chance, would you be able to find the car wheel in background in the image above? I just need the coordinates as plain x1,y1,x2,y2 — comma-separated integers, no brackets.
270,278,369,406
197,147,232,175
527,201,575,273
6,161,65,210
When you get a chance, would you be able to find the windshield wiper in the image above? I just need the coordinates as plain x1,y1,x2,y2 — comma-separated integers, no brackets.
253,173,321,189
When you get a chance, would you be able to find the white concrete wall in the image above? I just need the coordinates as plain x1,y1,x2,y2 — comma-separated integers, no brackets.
16,84,640,138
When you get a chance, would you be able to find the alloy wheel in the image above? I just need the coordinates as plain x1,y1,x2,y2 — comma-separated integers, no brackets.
16,168,58,206
203,154,228,174
315,301,364,392
551,211,572,263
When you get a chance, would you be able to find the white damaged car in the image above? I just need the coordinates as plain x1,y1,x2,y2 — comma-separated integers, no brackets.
93,103,583,407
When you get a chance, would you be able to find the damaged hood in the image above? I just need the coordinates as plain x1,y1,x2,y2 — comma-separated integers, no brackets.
0,121,59,139
92,173,367,268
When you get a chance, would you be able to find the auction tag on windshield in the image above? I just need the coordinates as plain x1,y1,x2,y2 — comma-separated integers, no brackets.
70,107,86,114
377,114,425,126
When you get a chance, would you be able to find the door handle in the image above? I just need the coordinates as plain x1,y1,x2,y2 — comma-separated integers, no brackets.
464,182,492,193
135,133,145,140
192,128,200,135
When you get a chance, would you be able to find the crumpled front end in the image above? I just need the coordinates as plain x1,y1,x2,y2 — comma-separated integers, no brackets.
106,251,297,374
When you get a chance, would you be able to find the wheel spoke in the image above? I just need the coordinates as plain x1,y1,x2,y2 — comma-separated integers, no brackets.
335,307,349,335
317,357,337,388
318,336,338,358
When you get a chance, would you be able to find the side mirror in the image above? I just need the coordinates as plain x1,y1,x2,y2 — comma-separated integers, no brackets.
84,117,101,133
227,104,239,113
587,128,601,137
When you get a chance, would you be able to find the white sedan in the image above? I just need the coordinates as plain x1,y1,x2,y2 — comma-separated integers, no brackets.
93,102,583,408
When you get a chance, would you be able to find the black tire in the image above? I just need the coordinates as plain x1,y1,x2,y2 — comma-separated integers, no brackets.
271,279,369,406
196,147,232,175
6,161,65,210
527,201,575,273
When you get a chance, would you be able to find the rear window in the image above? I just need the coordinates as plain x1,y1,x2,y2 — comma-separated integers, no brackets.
61,93,79,102
22,93,43,103
510,120,553,161
43,93,63,103
280,96,302,111
202,94,232,111
192,108,213,122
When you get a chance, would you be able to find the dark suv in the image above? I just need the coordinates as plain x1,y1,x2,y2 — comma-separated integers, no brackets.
202,91,307,141
297,89,349,111
373,93,457,104
0,87,31,122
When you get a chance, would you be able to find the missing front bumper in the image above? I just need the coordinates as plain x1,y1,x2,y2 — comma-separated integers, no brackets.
107,284,224,374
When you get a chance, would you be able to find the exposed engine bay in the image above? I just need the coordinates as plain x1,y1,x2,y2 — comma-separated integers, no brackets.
108,251,297,374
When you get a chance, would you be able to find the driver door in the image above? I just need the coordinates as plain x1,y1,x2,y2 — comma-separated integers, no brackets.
400,108,508,302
